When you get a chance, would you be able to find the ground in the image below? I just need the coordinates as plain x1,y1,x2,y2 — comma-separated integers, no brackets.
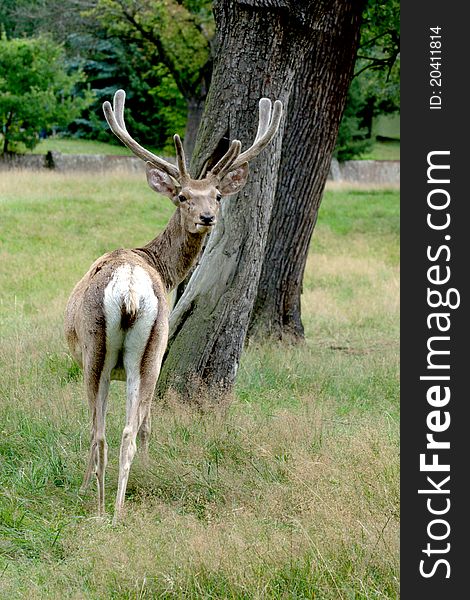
0,172,399,599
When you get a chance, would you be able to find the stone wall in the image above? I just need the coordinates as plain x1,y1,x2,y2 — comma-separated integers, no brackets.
0,151,149,173
0,153,48,170
328,157,400,185
1,152,399,185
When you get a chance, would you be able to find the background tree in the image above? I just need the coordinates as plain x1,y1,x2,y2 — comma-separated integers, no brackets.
91,0,214,153
335,0,400,159
333,78,374,161
157,0,327,400
0,0,212,154
0,35,93,155
0,0,92,40
354,0,399,134
66,34,187,153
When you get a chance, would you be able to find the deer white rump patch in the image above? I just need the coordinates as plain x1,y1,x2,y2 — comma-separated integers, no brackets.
103,264,159,363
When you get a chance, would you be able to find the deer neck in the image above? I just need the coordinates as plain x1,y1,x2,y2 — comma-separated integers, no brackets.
136,208,206,292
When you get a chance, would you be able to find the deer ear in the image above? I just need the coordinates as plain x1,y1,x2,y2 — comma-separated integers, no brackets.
218,162,249,196
146,162,180,199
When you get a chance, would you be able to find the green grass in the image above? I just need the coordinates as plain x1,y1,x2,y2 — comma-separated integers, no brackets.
372,115,400,141
0,172,399,599
31,137,163,156
360,141,400,161
30,137,399,161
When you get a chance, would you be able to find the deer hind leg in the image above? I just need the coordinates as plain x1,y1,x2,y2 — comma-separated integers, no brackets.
94,374,111,516
137,315,168,464
113,317,165,524
80,410,98,494
113,359,143,524
138,403,152,463
82,375,111,516
80,343,118,517
113,368,161,523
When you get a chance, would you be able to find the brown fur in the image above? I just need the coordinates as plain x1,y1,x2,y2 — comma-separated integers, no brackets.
65,206,209,523
65,90,282,523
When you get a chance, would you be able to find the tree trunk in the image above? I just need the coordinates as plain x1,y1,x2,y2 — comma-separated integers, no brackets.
363,97,375,138
184,97,205,157
158,0,322,400
2,110,14,155
249,0,364,341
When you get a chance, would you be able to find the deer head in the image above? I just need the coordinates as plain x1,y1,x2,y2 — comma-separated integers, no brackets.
103,90,283,234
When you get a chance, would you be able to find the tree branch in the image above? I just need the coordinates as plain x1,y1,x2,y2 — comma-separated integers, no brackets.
119,8,196,100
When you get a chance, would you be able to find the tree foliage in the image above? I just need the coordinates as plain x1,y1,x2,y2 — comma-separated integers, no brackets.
92,0,213,98
1,0,213,153
88,1,214,152
355,0,400,121
335,0,399,159
334,79,373,161
0,0,94,42
0,35,94,154
356,0,400,85
66,33,187,152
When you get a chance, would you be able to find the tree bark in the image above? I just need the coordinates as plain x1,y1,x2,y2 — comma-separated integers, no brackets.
158,0,322,400
2,110,14,155
183,96,205,157
249,0,364,341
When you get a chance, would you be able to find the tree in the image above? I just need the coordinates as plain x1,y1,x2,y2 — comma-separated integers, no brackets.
0,35,93,154
92,0,214,154
157,0,327,400
248,0,364,341
249,0,401,341
0,0,205,153
66,34,187,153
333,78,374,162
338,0,400,148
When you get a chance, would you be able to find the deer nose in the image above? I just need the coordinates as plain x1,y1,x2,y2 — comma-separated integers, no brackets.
200,213,215,225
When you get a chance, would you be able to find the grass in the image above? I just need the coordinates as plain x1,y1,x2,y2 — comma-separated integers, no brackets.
360,141,400,161
31,137,163,157
0,172,399,598
29,137,399,161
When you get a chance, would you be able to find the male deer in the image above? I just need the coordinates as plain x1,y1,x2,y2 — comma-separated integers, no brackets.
65,90,282,522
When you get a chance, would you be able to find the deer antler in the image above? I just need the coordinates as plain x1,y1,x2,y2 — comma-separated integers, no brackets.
211,98,283,181
103,90,186,181
209,140,242,177
104,90,282,185
173,133,189,180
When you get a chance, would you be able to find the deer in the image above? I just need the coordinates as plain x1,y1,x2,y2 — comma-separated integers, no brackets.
64,89,283,523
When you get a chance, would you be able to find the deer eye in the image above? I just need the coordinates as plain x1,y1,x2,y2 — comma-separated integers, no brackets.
216,192,222,202
178,193,187,203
